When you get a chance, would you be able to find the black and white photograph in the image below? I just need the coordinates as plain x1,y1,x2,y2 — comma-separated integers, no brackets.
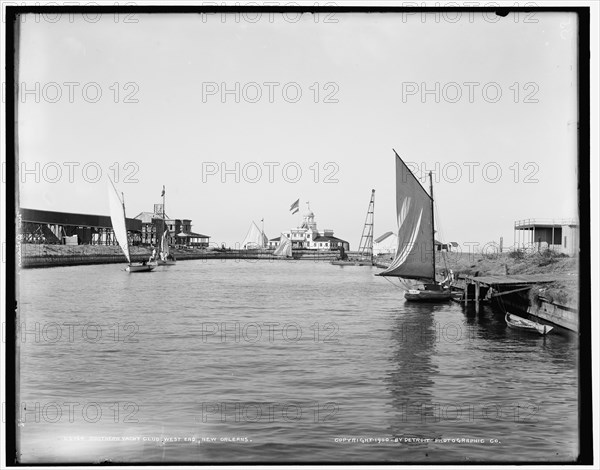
2,1,597,467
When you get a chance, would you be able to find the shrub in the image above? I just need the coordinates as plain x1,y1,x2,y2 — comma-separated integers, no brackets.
508,249,525,260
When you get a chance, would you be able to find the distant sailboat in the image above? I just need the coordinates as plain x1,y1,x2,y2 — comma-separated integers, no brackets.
242,221,268,249
158,230,176,265
107,179,155,273
273,233,293,258
157,185,176,266
377,150,452,301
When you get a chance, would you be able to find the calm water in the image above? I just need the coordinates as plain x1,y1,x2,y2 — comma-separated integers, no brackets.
17,260,579,463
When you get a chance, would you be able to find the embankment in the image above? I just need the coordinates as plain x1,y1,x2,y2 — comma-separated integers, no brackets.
18,244,339,268
446,250,579,324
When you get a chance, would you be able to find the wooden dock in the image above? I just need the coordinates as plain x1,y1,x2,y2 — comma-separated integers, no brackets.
528,296,579,333
455,273,578,332
464,273,572,286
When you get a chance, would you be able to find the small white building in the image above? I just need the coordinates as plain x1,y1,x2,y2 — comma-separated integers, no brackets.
514,219,579,256
269,209,349,251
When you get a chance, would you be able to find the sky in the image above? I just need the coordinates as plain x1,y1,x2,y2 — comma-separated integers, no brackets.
16,9,580,250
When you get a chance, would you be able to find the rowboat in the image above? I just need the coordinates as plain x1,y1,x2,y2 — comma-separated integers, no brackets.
405,286,454,302
127,262,157,273
505,313,554,335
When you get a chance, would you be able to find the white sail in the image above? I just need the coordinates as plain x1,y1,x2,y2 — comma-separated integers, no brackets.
160,229,170,258
379,151,434,280
274,233,292,257
107,179,131,263
242,221,267,249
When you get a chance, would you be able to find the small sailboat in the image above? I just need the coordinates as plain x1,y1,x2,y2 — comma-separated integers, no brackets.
242,221,268,249
158,230,176,265
273,233,293,258
157,186,176,266
377,150,452,301
505,313,554,335
107,179,155,273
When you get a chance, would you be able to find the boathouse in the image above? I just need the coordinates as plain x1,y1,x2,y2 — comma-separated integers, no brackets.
134,204,210,248
19,207,142,245
514,218,579,256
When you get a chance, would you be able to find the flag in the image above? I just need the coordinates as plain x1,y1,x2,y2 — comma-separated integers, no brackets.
161,186,165,197
289,199,300,214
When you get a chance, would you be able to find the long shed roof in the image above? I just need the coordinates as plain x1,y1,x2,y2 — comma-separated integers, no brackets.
20,208,142,231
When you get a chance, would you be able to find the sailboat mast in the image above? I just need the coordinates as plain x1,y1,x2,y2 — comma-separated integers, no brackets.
121,191,131,260
162,185,166,250
429,172,435,282
371,189,375,262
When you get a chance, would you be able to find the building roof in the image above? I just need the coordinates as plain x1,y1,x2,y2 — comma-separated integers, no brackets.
375,231,395,243
176,231,210,238
515,218,578,229
20,208,142,231
134,212,155,224
134,211,172,223
313,235,348,243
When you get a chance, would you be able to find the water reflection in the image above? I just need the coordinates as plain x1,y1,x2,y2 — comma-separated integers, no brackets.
385,305,438,440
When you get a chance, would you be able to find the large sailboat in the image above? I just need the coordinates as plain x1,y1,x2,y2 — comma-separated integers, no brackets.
377,150,452,301
158,185,176,266
107,179,155,273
